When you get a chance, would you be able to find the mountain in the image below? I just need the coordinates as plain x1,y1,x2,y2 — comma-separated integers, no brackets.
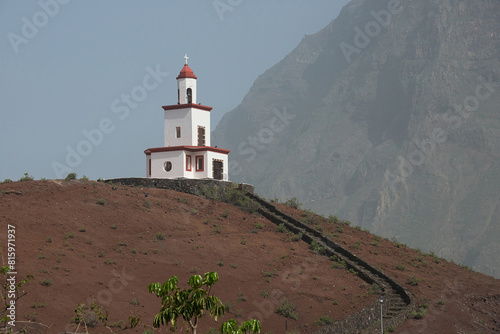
212,0,500,278
1,180,499,333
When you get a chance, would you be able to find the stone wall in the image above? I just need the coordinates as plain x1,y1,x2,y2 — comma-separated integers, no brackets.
104,177,254,198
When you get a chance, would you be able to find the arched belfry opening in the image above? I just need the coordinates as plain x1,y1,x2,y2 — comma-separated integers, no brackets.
187,88,193,104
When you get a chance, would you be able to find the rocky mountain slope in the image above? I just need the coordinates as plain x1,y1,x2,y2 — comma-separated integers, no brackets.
212,0,500,278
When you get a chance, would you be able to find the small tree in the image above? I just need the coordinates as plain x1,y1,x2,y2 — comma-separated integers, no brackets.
148,271,225,334
220,319,261,334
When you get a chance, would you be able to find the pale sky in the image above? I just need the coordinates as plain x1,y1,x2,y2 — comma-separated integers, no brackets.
0,1,350,180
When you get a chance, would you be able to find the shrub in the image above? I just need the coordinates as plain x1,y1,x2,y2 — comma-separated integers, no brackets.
153,232,165,240
275,299,298,320
79,227,86,232
396,264,406,271
81,175,89,181
19,173,34,181
407,275,423,286
276,223,288,233
328,215,339,224
95,198,106,205
262,268,278,277
65,173,77,181
237,291,247,302
40,279,52,286
255,223,264,229
221,188,259,213
410,307,428,319
309,240,326,255
283,197,301,209
130,297,140,306
314,315,335,326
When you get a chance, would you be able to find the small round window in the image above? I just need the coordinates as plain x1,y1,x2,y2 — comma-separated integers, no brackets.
164,161,172,172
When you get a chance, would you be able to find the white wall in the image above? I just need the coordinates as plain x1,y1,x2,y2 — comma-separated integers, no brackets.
148,149,228,180
164,107,211,147
164,108,193,147
177,78,197,104
150,151,185,178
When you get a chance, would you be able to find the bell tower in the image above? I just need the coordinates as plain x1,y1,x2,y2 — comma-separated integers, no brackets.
176,54,197,104
145,55,230,181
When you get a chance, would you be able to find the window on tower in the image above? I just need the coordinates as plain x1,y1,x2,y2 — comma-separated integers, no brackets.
176,126,181,138
197,126,205,146
186,155,192,171
187,88,192,103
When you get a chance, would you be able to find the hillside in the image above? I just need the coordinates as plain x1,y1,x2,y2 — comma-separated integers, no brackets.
0,180,499,333
212,0,500,278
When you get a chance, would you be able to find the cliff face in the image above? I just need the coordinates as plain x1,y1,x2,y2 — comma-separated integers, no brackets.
213,0,500,277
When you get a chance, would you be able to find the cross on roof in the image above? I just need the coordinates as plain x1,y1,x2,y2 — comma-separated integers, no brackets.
184,54,189,65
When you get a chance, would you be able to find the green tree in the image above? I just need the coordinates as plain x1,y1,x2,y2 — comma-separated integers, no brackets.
220,319,261,334
148,271,225,334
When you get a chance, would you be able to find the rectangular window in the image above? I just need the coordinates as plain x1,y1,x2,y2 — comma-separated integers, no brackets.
197,126,205,146
186,155,192,171
195,155,204,172
148,159,152,176
176,126,181,138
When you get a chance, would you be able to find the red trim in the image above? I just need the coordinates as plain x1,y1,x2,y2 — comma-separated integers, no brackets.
144,146,230,155
186,155,192,172
162,103,212,112
195,155,204,172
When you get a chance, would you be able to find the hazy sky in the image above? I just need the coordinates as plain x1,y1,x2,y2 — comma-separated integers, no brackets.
0,1,350,180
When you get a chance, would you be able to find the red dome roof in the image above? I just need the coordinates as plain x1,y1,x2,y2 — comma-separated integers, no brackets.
176,64,197,79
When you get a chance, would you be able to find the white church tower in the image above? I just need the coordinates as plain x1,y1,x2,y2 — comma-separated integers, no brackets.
144,55,229,181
